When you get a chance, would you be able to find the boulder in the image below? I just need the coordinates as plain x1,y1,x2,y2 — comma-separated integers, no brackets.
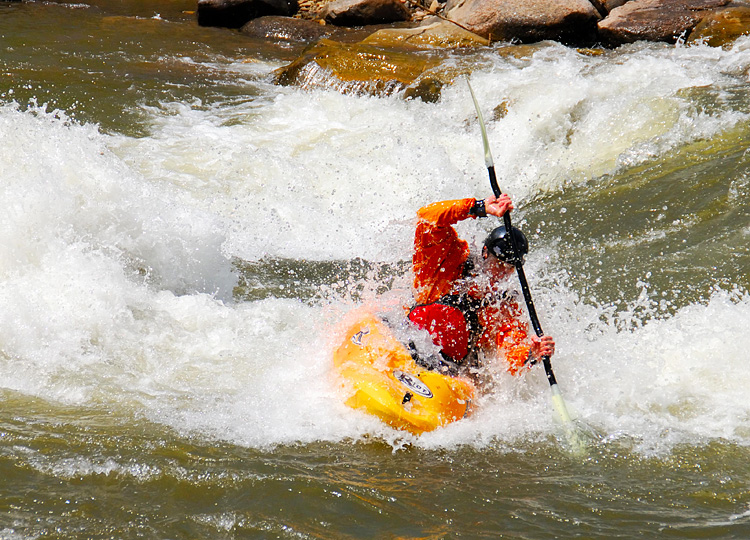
359,20,490,47
443,0,599,45
318,0,411,25
197,0,299,28
240,15,343,44
597,0,730,46
687,5,750,47
275,31,558,100
275,38,442,95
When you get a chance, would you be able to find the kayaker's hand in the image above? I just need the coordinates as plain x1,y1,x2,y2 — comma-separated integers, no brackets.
484,194,514,218
528,335,555,364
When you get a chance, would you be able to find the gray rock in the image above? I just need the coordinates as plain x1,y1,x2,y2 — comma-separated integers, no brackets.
444,0,599,45
598,0,731,45
319,0,411,26
198,0,299,28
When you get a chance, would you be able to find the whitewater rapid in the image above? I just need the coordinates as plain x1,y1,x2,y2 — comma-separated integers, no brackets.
1,36,749,453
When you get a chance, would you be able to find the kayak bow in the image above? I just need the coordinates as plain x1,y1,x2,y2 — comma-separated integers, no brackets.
332,311,476,434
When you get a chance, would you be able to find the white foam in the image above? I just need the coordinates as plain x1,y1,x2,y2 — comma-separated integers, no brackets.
110,41,750,266
0,102,236,297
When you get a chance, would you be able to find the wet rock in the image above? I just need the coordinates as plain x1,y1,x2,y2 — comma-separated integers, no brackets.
273,20,493,99
240,15,342,44
442,0,599,45
403,76,445,102
275,38,442,95
597,0,730,46
687,5,750,47
197,0,299,28
359,20,489,48
318,0,411,26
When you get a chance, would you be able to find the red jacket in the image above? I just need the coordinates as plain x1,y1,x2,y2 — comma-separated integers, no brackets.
412,198,532,375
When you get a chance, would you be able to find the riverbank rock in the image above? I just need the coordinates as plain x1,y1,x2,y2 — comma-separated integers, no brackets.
360,20,489,47
443,0,599,45
240,15,345,44
274,20,491,96
597,0,731,45
197,0,299,28
318,0,411,26
687,5,750,46
273,20,555,100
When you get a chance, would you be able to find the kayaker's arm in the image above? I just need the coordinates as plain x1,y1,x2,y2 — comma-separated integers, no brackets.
414,196,510,306
416,198,476,227
416,194,513,227
480,296,555,375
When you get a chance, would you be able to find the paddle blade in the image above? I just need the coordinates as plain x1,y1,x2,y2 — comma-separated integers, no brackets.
550,383,587,455
466,79,494,169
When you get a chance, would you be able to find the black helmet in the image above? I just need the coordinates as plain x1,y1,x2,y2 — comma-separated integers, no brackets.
484,225,528,265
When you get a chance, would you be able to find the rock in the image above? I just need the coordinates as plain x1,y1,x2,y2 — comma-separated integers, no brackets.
602,0,632,10
359,20,489,48
272,21,492,101
275,31,560,99
275,38,442,95
240,15,342,44
403,76,445,101
687,5,750,47
443,0,599,45
592,0,632,15
197,0,299,28
597,0,730,46
318,0,411,26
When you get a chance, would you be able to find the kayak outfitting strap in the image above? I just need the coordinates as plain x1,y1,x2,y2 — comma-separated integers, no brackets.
406,341,460,375
469,198,487,218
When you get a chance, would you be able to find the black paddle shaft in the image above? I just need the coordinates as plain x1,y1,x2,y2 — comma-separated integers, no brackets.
487,165,558,387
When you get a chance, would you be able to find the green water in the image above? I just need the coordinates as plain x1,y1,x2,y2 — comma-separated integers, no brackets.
530,120,750,321
0,0,284,136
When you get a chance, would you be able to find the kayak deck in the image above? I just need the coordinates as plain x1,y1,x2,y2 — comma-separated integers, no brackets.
333,312,475,434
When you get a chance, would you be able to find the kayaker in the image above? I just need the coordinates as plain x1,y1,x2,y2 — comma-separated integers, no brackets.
408,193,555,377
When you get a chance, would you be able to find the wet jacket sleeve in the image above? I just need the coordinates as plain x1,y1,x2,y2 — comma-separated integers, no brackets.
412,198,477,305
479,296,532,376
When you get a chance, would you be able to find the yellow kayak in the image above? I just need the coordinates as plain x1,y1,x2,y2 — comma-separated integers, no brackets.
332,311,476,434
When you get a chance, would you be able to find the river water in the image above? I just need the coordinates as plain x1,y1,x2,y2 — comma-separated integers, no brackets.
2,0,750,537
